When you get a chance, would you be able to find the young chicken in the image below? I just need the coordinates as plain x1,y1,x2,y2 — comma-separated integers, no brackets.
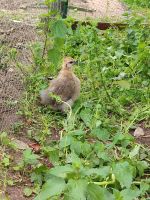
40,57,80,112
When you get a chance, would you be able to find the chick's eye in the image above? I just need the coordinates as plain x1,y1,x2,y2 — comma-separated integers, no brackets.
69,61,74,64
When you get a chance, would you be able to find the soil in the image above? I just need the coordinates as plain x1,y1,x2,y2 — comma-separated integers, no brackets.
133,121,150,147
68,0,126,21
0,1,45,199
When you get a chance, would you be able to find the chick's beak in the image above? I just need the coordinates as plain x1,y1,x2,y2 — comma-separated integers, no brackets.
73,60,78,65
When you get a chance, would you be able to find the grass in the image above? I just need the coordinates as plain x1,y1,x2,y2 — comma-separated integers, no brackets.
0,9,150,200
122,0,150,8
122,0,150,23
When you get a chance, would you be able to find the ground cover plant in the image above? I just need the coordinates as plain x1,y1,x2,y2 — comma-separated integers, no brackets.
122,0,150,8
0,1,150,200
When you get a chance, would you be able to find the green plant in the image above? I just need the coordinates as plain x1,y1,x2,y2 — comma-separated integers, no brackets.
4,2,150,199
123,0,150,8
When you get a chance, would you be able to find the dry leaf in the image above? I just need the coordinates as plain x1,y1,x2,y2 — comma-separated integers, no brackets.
29,143,41,153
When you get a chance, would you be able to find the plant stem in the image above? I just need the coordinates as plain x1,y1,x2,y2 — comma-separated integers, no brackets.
42,32,48,59
92,180,114,186
100,72,112,102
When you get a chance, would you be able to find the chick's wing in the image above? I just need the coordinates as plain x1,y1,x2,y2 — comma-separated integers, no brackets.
50,76,75,102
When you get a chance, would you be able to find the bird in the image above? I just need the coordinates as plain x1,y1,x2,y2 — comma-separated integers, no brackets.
40,57,80,112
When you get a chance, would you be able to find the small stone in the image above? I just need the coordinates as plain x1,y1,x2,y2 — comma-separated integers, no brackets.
134,127,145,138
8,68,14,72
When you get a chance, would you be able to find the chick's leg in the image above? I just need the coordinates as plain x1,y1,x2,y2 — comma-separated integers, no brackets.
60,99,74,113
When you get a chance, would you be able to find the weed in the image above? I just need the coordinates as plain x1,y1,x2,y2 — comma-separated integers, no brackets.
18,12,150,199
1,0,150,199
122,0,150,8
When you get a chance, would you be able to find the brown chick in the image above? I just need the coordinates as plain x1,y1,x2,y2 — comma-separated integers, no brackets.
40,57,80,112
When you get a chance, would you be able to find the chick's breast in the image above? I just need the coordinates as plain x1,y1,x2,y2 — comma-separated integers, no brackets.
50,74,75,102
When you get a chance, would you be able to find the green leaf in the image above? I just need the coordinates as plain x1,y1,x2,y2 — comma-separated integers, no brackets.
71,129,85,136
85,166,111,179
59,135,74,148
91,128,110,141
115,50,124,58
129,145,140,158
23,149,39,165
120,188,140,200
71,140,92,156
2,156,10,167
34,176,66,200
48,47,61,67
113,189,123,200
80,108,92,128
140,182,150,195
52,19,68,38
115,80,131,89
23,187,33,197
66,152,82,167
136,161,149,176
48,149,59,164
48,165,73,179
87,183,114,200
66,179,88,200
113,161,134,188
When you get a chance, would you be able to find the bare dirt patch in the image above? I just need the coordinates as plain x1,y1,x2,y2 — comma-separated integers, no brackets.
68,0,126,20
0,0,40,10
0,68,24,132
136,122,150,147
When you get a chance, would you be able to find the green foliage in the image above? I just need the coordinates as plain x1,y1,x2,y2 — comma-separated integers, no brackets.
23,149,39,166
0,45,17,69
87,184,114,200
23,187,33,197
35,176,66,200
123,0,150,8
113,161,134,188
11,7,150,200
65,179,87,200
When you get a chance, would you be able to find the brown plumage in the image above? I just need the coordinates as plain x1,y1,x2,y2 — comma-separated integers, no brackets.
40,57,80,112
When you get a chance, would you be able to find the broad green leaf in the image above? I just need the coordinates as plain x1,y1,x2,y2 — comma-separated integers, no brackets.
66,152,82,167
84,166,111,179
80,108,92,128
54,37,65,49
66,179,88,200
115,80,131,89
115,50,124,58
48,165,73,179
113,161,134,188
59,135,74,148
71,140,92,156
113,133,126,144
113,189,123,200
136,161,149,176
23,149,39,165
23,187,32,197
129,145,140,158
87,183,114,200
120,188,140,200
52,19,68,38
48,149,59,164
34,176,66,200
91,128,110,141
140,182,150,195
71,129,85,136
48,47,61,67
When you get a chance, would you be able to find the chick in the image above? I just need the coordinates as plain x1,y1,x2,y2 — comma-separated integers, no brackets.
40,57,80,112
